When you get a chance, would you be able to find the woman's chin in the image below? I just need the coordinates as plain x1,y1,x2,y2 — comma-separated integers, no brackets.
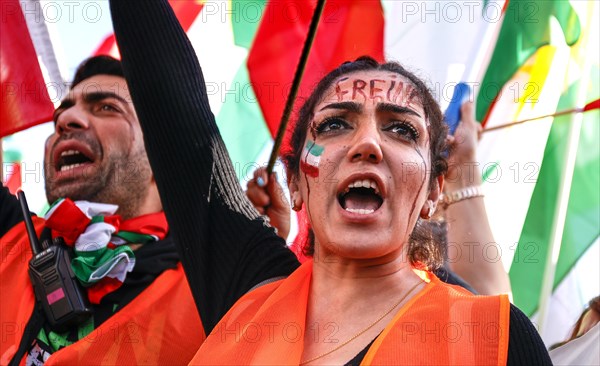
313,237,405,263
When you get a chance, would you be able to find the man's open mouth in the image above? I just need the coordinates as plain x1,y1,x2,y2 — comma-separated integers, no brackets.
338,178,383,215
55,148,94,172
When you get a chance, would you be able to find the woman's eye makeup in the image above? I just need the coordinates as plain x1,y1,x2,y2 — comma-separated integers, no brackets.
315,116,350,134
312,115,421,142
383,121,420,141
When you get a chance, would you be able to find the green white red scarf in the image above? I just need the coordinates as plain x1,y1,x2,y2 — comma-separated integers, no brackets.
44,198,168,304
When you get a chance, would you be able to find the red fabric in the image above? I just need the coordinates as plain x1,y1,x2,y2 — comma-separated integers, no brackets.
45,200,168,304
102,215,121,229
45,199,92,246
93,0,204,58
120,211,169,240
247,0,385,139
94,34,117,57
88,277,123,304
45,199,168,245
584,98,600,112
0,0,54,137
5,163,21,194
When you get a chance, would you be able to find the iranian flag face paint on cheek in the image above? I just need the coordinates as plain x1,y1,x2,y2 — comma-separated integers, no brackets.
300,140,324,178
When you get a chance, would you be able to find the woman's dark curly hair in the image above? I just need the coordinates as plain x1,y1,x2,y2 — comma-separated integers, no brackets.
281,56,449,270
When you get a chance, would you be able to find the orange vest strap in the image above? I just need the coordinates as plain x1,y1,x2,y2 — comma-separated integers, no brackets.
193,261,510,365
362,274,510,365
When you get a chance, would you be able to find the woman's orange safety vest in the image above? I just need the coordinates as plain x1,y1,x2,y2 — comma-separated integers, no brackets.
1,218,205,365
192,260,510,365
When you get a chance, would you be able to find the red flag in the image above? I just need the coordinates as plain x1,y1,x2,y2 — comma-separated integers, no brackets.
247,0,385,138
4,162,21,194
1,0,54,137
583,98,600,112
94,0,205,58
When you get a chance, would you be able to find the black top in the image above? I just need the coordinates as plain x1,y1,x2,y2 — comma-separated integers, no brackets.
108,0,552,364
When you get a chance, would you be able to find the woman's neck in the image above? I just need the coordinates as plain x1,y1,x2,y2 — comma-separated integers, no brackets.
301,254,426,365
311,253,421,306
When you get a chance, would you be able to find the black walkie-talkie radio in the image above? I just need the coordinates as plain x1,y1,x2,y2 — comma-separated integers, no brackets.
17,191,92,332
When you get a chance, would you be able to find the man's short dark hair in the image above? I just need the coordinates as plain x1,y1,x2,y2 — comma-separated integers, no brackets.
72,55,124,87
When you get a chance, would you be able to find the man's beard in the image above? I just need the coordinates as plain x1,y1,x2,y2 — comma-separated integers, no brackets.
45,150,152,220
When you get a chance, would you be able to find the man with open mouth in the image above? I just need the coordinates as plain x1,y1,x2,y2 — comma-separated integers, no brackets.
1,55,298,365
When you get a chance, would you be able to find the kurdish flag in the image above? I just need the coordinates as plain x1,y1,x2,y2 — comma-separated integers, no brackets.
476,0,599,346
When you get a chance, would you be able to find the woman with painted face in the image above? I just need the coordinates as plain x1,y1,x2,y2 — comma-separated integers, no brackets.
197,58,516,365
109,0,551,364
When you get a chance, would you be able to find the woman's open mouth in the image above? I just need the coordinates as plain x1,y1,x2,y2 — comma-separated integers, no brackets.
338,178,383,215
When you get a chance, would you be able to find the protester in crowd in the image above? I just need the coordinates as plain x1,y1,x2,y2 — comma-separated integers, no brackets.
247,101,512,296
1,56,205,365
109,0,551,363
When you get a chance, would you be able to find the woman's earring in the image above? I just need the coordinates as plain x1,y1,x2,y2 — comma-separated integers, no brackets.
292,201,302,212
421,200,434,219
291,193,302,211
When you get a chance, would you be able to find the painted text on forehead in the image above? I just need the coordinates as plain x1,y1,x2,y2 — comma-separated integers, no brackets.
329,74,418,108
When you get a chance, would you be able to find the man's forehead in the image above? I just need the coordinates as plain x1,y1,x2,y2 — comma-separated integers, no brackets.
65,74,131,101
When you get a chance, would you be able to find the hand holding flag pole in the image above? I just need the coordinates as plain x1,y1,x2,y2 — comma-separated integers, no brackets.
483,98,599,133
266,0,327,176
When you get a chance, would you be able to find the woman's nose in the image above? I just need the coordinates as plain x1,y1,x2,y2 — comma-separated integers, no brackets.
347,125,383,164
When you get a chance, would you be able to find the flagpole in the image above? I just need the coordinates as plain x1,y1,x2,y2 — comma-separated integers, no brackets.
482,100,598,133
266,0,326,175
536,0,597,337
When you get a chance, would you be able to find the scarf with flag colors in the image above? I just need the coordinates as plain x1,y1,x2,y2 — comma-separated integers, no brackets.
44,198,168,304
